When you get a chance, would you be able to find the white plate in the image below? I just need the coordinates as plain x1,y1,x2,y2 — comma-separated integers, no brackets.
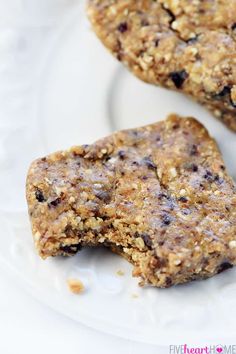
0,0,236,345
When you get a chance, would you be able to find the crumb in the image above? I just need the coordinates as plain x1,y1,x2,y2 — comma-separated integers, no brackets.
116,270,125,276
67,279,85,294
132,293,139,299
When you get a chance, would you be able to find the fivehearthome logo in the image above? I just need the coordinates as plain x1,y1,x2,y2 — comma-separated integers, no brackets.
169,345,236,354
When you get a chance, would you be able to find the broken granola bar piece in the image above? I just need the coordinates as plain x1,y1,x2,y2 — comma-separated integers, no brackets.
26,115,236,288
87,0,236,131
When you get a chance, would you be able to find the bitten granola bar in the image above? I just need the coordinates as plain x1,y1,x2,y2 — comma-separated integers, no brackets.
26,115,236,288
87,0,236,131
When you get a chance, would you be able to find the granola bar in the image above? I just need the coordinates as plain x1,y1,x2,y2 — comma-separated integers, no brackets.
87,0,236,131
26,115,236,288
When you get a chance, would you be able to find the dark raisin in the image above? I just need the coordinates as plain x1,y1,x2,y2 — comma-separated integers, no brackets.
172,124,180,130
131,161,139,166
205,170,213,176
117,22,128,33
213,85,236,107
141,176,148,181
165,277,172,287
48,198,61,208
162,214,172,226
64,225,75,237
117,53,122,61
95,190,111,203
35,189,45,203
154,256,167,268
231,23,236,30
158,193,175,210
192,164,198,172
90,205,101,218
143,156,157,170
220,165,226,170
141,19,149,26
217,86,231,97
217,262,233,274
154,39,159,47
60,244,81,255
182,208,191,215
204,170,214,182
190,144,198,156
178,196,188,203
140,233,152,249
170,70,188,89
118,150,126,160
158,193,168,200
214,175,223,184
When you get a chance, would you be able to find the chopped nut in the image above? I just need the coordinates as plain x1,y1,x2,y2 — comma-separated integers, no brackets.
135,237,145,249
169,167,177,178
229,240,236,249
67,279,85,294
174,259,182,266
34,231,41,241
179,189,186,196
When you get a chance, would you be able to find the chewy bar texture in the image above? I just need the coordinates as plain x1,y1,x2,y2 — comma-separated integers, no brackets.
88,0,236,131
26,115,236,288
